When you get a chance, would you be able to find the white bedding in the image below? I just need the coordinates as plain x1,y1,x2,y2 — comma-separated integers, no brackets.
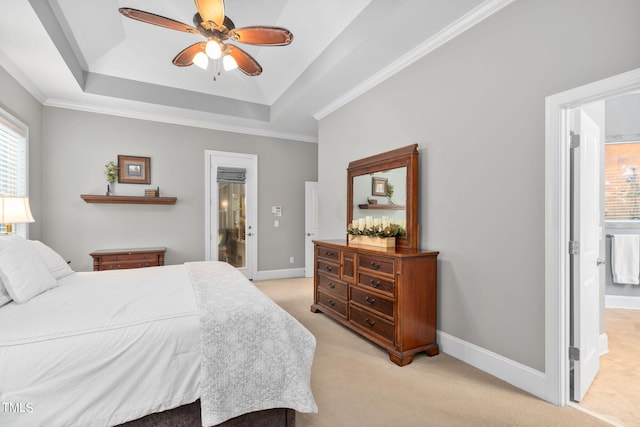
0,265,201,427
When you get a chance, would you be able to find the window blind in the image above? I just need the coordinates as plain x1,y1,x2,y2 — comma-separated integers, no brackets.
217,167,246,183
0,109,28,235
604,142,640,220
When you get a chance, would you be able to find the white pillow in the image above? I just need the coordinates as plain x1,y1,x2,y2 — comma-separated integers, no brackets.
0,279,11,306
29,240,74,280
0,235,57,304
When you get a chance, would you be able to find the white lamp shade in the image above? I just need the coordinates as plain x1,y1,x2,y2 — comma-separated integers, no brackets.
193,51,209,69
223,54,238,71
0,197,35,224
205,40,222,59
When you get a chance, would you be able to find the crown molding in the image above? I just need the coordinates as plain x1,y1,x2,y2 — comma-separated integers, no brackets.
313,0,516,120
43,97,317,143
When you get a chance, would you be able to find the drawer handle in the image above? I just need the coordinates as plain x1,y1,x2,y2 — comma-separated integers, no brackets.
365,296,376,305
324,265,333,272
365,318,375,328
369,279,381,288
329,282,336,289
370,262,381,270
112,257,118,261
328,299,336,307
324,251,334,256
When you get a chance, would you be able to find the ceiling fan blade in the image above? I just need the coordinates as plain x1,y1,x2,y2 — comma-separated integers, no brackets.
119,8,198,34
172,42,207,66
226,45,262,76
195,0,225,25
231,27,293,46
223,16,235,30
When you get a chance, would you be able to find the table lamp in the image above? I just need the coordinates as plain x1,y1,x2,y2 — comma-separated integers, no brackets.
0,196,35,234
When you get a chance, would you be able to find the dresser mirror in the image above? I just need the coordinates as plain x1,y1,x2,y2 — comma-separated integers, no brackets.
347,144,419,250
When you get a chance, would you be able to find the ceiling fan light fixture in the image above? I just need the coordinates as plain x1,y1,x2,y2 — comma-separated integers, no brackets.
223,54,238,71
205,40,222,59
193,51,209,69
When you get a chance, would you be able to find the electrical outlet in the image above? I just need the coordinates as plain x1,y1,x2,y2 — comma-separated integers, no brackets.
274,220,279,227
289,257,295,263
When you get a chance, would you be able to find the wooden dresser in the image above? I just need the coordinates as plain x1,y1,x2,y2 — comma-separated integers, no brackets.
89,247,166,271
311,239,439,366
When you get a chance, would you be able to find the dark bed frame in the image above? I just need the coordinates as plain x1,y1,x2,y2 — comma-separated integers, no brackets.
118,400,295,427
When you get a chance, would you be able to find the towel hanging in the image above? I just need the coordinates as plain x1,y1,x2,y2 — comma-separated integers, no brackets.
611,234,640,285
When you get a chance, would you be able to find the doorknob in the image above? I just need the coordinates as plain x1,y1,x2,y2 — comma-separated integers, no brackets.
306,233,313,236
596,257,605,266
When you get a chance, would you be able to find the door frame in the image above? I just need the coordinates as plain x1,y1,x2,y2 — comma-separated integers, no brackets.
204,150,258,279
304,181,318,278
544,68,640,405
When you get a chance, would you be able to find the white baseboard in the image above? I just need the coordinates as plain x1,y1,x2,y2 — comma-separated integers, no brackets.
599,333,609,356
254,268,305,281
437,331,547,401
605,294,640,310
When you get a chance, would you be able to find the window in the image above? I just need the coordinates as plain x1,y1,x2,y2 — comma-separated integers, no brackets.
0,107,28,236
605,141,640,221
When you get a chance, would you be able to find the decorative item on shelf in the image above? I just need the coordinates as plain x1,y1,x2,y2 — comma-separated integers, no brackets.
0,196,35,234
387,183,395,204
347,215,405,248
104,161,117,195
118,155,150,184
367,197,378,204
144,186,159,197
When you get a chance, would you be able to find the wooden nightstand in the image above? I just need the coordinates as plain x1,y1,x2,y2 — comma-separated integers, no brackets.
89,247,166,271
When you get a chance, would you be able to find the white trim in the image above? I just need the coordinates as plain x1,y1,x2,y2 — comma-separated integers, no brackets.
254,268,305,281
545,68,640,406
0,49,46,104
605,294,640,310
437,331,546,400
44,98,317,143
568,402,624,427
204,150,259,279
313,0,515,120
599,333,609,356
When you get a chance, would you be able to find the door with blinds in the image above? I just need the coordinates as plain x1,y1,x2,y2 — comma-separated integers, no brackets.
206,151,257,279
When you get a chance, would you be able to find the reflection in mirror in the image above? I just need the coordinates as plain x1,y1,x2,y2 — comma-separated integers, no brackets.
351,167,407,230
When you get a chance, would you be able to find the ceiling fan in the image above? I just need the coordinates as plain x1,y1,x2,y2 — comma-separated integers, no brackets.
119,0,293,78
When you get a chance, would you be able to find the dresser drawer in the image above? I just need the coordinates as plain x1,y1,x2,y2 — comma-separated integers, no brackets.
350,287,394,318
350,305,394,343
358,254,395,275
100,260,160,270
317,290,347,318
317,259,339,277
316,245,340,262
318,274,348,299
358,273,395,296
98,253,158,262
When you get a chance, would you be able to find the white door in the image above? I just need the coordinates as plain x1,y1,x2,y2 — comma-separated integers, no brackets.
570,109,601,401
205,151,257,280
304,181,319,278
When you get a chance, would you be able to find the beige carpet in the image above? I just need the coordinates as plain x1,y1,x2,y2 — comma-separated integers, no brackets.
580,308,640,427
255,278,609,427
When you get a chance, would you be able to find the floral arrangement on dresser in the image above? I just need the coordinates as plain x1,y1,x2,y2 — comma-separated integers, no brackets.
347,216,405,238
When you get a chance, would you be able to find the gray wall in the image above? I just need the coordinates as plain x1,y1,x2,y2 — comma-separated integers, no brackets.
317,0,640,372
39,107,317,272
0,66,43,240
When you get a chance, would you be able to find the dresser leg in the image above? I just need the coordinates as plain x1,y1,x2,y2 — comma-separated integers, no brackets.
310,304,322,313
425,343,440,357
389,353,414,366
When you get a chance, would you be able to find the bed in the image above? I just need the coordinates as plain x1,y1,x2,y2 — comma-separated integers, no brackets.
0,235,317,426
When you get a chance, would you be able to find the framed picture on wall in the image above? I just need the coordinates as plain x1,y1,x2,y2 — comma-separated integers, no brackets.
118,155,150,184
371,177,388,196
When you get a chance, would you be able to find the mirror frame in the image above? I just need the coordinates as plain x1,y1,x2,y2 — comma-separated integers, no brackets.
347,144,419,251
